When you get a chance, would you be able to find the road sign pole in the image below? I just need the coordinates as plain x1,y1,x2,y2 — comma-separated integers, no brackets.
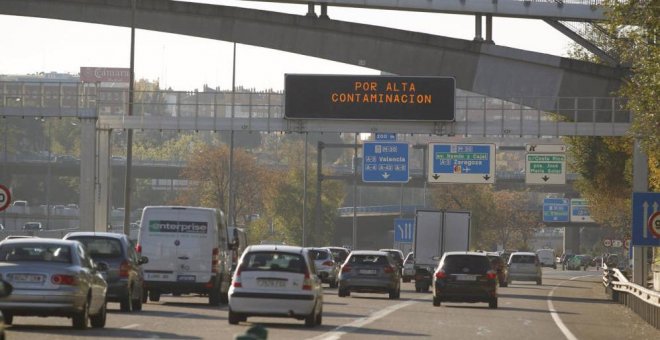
632,139,649,286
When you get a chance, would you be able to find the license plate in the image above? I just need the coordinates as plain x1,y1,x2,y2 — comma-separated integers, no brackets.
456,275,477,281
11,273,44,283
147,273,171,280
359,269,377,275
257,279,286,288
177,275,196,282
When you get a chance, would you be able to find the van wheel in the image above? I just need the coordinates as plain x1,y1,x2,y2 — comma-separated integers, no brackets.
209,288,221,306
132,291,143,311
149,290,160,302
141,288,148,303
433,296,441,307
389,288,397,299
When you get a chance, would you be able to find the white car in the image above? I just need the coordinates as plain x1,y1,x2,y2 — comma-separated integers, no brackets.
228,245,323,327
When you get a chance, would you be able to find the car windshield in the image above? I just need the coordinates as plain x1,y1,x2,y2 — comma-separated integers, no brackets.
0,243,72,263
511,255,537,264
441,255,490,274
241,251,306,273
309,249,329,260
349,254,389,265
68,237,122,259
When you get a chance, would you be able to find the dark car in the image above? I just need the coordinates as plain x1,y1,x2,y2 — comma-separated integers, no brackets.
324,247,350,265
432,251,498,308
486,252,507,287
337,250,401,299
378,249,405,272
64,232,148,312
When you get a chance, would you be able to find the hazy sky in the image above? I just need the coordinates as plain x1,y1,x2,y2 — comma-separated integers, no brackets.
0,0,575,91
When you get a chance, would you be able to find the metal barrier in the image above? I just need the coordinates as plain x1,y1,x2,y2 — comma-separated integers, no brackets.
603,264,660,329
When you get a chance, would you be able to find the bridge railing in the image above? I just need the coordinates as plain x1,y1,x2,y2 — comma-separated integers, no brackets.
1,82,631,136
603,264,660,329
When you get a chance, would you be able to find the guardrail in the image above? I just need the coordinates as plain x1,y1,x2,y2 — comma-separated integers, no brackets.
603,265,660,329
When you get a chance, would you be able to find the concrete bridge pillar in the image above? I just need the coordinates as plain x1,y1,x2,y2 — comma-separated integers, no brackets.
94,128,112,232
79,118,97,231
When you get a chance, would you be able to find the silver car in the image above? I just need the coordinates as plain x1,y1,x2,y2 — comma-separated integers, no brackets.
402,252,415,282
506,252,542,285
307,248,339,288
0,239,108,329
338,250,401,299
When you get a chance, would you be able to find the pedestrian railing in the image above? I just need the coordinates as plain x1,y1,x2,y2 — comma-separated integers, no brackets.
603,264,660,329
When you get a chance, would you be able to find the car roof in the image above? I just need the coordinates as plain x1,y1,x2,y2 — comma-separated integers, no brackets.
510,251,537,256
64,231,126,239
0,238,80,246
349,250,388,256
378,249,403,254
443,251,488,257
245,244,306,254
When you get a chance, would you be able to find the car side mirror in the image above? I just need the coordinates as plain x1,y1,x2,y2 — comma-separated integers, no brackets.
0,280,13,298
96,261,109,272
139,256,149,265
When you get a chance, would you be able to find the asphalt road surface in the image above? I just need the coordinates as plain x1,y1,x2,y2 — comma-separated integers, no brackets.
4,268,658,339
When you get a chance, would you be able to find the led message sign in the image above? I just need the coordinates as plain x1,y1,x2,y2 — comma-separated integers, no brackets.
284,75,455,121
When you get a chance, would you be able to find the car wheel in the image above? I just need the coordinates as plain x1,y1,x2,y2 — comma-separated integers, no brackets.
433,295,441,307
315,305,323,325
305,304,319,328
389,288,397,299
120,287,133,312
141,288,148,303
72,299,89,329
2,311,13,325
132,291,143,311
228,309,242,325
489,298,498,309
90,302,107,328
149,290,161,302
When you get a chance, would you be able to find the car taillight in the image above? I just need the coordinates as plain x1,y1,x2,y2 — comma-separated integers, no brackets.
383,266,394,273
435,270,447,279
486,271,497,280
322,261,334,267
119,260,130,278
341,265,352,273
135,243,142,254
211,248,219,273
232,266,242,288
52,274,76,285
302,266,312,290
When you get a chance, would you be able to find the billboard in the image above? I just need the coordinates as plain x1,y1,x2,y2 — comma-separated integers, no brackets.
284,75,455,121
80,67,130,83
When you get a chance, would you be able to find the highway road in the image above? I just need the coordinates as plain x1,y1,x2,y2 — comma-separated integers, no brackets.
4,268,658,339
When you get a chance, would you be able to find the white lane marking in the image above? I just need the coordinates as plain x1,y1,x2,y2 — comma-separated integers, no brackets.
476,326,492,336
309,300,417,340
121,323,141,329
547,274,595,340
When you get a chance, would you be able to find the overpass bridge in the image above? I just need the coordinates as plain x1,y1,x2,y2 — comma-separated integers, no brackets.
0,0,626,104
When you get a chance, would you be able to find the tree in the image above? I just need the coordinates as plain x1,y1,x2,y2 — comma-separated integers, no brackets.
178,143,275,227
603,0,659,155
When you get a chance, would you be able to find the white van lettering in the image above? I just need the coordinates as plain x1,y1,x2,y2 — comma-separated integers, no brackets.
148,221,208,234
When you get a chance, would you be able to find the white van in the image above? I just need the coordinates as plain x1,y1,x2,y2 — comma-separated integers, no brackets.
137,206,233,305
536,249,557,269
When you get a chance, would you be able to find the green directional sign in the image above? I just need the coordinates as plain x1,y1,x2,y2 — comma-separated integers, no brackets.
525,153,566,184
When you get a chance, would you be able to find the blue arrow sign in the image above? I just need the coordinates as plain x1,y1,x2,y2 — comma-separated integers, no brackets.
394,218,415,243
362,142,409,183
632,192,660,246
543,198,570,222
428,143,495,183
